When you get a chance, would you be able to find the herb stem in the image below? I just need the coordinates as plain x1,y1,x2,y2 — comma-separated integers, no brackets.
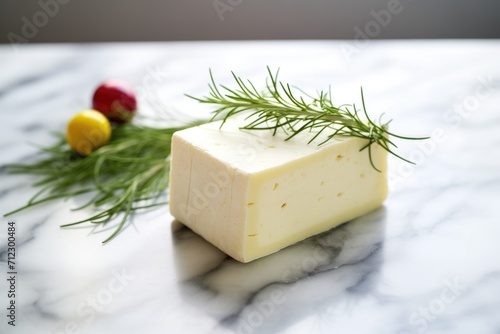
4,121,201,243
189,67,428,170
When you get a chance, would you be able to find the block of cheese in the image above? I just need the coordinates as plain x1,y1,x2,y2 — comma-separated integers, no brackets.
169,116,388,262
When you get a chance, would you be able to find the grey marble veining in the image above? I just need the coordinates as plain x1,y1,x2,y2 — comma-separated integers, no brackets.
1,40,500,334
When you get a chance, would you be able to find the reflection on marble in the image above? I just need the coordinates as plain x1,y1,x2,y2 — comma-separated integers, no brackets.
1,41,500,334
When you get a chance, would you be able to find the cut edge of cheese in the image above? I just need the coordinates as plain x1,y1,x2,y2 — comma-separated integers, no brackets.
240,136,387,262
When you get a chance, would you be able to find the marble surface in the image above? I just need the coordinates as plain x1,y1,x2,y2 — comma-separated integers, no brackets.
1,40,500,334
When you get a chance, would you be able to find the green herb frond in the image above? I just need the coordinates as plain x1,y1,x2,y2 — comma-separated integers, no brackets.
4,122,201,243
189,66,428,171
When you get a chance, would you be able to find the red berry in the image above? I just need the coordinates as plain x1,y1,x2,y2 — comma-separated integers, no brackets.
92,79,137,123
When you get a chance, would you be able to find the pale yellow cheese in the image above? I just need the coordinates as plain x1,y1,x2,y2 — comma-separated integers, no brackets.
169,116,388,262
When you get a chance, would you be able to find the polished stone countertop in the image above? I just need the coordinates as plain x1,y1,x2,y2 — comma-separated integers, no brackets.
1,40,499,334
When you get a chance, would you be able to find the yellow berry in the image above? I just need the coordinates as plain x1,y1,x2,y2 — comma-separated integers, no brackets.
66,110,112,156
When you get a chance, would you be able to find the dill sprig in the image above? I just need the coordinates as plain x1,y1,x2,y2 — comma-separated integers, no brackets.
4,122,201,243
188,67,427,171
